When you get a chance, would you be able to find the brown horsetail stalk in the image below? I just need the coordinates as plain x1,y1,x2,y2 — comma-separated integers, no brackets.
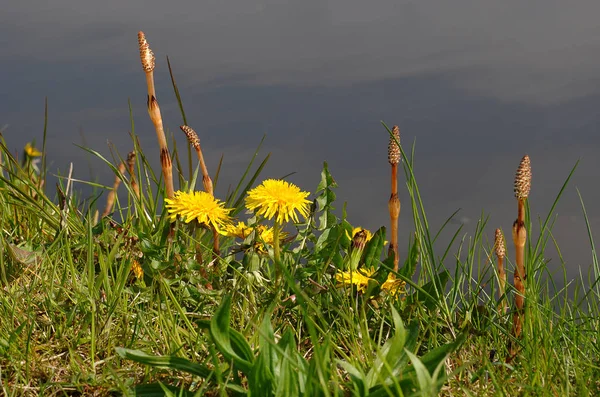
179,125,220,257
137,31,174,199
179,125,214,196
494,228,507,314
387,125,401,271
127,151,140,199
102,161,127,217
511,155,531,349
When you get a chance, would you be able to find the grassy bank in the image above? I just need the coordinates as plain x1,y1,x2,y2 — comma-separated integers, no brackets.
0,32,599,396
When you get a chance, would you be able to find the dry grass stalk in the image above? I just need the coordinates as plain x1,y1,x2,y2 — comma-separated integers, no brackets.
179,124,219,258
494,228,507,314
102,162,126,217
387,125,401,271
510,154,531,356
127,151,140,199
137,31,174,199
179,125,214,195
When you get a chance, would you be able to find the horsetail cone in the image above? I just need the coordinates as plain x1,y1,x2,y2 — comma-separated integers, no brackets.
388,125,401,165
180,125,214,196
514,155,531,200
137,31,155,73
180,125,200,151
494,228,505,259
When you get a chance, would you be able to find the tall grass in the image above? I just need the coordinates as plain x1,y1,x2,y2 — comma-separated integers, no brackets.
0,34,599,396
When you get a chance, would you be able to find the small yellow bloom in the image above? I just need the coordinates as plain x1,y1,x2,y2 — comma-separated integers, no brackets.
131,260,144,279
256,225,288,246
245,179,311,224
225,222,254,239
335,267,376,293
228,222,289,253
165,191,232,233
24,142,42,157
349,227,374,241
381,274,405,297
346,227,388,246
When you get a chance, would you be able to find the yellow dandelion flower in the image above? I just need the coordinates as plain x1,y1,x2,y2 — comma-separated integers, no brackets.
381,274,405,297
245,179,311,224
24,142,42,157
165,191,232,233
257,225,289,245
225,221,254,239
335,267,376,293
347,227,374,242
345,227,388,246
131,260,144,279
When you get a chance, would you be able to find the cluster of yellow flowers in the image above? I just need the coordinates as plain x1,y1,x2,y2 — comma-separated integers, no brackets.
165,178,311,232
165,178,405,297
225,221,289,253
335,267,405,298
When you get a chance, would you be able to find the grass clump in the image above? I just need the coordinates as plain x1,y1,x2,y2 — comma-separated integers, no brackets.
0,32,599,396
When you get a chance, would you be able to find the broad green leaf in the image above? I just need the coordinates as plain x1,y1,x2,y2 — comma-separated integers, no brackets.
408,270,450,310
248,312,277,395
115,348,211,379
210,294,253,373
275,330,302,397
398,236,419,278
337,360,367,396
132,383,196,397
363,227,386,269
366,306,407,387
405,350,436,397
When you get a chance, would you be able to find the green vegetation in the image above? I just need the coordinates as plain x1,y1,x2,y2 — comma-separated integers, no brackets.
0,32,599,396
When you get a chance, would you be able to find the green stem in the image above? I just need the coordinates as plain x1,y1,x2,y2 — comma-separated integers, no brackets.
273,219,281,285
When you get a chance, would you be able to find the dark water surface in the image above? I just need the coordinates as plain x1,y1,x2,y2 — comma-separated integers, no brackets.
2,1,600,283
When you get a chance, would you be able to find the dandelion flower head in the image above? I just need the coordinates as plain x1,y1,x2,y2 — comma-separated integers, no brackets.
245,179,311,224
335,267,376,293
225,221,254,239
165,191,232,233
381,274,405,298
24,143,42,157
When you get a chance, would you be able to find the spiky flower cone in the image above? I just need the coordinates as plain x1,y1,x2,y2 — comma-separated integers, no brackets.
387,125,401,271
512,155,531,347
180,125,214,196
102,161,126,217
137,31,174,199
494,228,507,314
179,125,219,257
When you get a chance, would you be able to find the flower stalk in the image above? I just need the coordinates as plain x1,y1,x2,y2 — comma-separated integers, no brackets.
272,219,282,285
101,161,126,217
179,125,218,255
387,125,401,271
137,31,174,199
511,155,531,354
127,151,140,199
494,228,507,314
179,125,213,196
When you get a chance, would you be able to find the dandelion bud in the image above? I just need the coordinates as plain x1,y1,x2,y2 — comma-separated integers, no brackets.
351,229,368,251
514,155,531,200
